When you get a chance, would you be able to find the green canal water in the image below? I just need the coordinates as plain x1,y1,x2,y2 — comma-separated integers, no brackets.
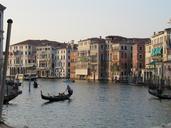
3,79,171,128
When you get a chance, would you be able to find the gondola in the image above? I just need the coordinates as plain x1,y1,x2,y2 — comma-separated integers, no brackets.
41,86,73,102
4,90,22,104
41,91,72,102
148,89,171,99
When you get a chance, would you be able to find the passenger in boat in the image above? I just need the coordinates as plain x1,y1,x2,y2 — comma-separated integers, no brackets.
59,92,65,96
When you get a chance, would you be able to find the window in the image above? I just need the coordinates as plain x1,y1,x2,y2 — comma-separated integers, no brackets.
101,45,103,50
121,52,124,58
139,54,142,59
139,63,142,69
139,46,142,51
125,63,127,69
124,71,127,75
94,45,97,49
125,53,127,58
125,46,127,50
121,46,124,50
168,65,171,71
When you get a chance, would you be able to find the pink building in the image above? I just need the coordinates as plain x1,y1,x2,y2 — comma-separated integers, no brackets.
132,39,150,81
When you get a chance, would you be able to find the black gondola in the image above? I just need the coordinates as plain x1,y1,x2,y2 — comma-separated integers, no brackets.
33,81,38,88
4,90,22,104
41,86,73,102
148,89,171,99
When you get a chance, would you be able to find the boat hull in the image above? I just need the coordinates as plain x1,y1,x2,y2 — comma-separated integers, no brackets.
41,91,71,102
4,90,22,104
148,89,171,99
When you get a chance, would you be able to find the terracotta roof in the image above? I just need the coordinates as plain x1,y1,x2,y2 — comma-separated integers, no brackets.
128,38,150,44
106,35,150,44
11,40,67,47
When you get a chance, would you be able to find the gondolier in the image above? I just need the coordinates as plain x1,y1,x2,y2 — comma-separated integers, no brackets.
66,85,73,96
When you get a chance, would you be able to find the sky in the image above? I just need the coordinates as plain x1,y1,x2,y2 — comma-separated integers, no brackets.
1,0,171,46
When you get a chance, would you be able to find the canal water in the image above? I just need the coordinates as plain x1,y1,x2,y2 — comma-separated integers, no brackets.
3,79,171,128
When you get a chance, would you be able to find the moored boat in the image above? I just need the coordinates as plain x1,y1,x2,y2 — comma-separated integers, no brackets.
4,90,22,104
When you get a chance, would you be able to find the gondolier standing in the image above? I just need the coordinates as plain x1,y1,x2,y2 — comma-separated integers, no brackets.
67,85,73,96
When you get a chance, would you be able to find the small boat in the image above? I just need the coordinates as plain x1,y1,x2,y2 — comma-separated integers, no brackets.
148,89,171,99
4,90,22,104
41,86,73,102
33,81,38,88
41,91,73,102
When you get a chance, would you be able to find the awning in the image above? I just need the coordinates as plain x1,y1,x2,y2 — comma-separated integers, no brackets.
151,47,162,56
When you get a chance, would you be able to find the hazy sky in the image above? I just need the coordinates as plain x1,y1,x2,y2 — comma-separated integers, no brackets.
1,0,171,45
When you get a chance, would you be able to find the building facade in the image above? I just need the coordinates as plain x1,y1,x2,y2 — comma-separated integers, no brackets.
144,28,171,84
75,38,106,80
36,45,56,78
106,36,133,81
8,41,37,77
132,39,149,82
55,45,71,78
70,47,78,80
8,40,64,77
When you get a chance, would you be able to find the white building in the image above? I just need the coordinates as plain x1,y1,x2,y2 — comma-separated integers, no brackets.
8,41,37,76
8,40,63,77
56,45,71,78
36,45,56,78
